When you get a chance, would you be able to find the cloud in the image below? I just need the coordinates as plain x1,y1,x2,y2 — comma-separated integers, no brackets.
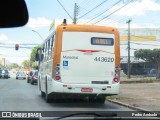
118,23,160,28
26,17,52,29
0,34,8,41
109,0,160,16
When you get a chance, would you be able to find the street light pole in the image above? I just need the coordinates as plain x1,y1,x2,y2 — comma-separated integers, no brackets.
32,30,44,42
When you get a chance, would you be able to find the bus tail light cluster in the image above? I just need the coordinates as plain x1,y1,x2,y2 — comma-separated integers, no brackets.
113,66,120,83
54,63,61,81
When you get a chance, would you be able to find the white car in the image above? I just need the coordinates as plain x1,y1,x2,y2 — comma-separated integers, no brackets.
16,71,26,80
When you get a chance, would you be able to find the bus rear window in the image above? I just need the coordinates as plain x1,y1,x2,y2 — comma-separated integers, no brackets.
91,37,114,46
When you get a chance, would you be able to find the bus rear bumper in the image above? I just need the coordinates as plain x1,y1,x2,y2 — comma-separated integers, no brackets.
48,92,117,99
49,81,119,96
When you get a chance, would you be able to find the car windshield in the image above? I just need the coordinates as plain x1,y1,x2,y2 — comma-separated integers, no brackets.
0,0,160,119
4,70,8,73
17,72,25,74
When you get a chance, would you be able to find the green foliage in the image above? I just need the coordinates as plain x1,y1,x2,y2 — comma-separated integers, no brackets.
134,49,160,79
22,60,30,68
30,45,40,67
31,62,37,70
10,63,19,69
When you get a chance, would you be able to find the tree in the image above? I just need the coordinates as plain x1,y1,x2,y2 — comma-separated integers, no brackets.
31,62,37,70
22,60,30,69
10,63,19,69
30,45,40,68
134,49,160,79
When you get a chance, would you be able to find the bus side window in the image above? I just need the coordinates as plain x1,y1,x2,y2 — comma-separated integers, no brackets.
43,44,45,62
41,48,44,62
48,39,51,60
51,35,54,54
45,42,48,61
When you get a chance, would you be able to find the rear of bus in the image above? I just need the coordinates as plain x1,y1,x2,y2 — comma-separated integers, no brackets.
53,24,120,99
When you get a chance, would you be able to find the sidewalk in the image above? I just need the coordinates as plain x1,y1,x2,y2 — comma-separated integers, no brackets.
120,76,160,84
107,80,160,111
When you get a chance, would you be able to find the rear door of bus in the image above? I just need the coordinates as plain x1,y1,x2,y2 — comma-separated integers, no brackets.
60,31,115,85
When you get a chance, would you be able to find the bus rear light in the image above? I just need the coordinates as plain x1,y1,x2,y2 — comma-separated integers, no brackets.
55,72,59,75
107,86,111,88
54,63,61,81
55,76,60,80
55,67,60,71
113,78,119,83
115,69,120,73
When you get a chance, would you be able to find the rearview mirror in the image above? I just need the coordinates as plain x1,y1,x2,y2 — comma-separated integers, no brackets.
0,0,29,28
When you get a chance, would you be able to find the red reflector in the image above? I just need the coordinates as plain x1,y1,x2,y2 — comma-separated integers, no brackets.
63,85,67,87
55,76,60,80
114,78,119,83
107,86,111,88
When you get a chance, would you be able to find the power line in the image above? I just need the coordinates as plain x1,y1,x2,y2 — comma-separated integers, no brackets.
93,0,134,25
78,0,109,19
106,0,139,24
114,0,159,25
57,0,73,20
0,43,39,45
85,0,122,24
78,0,99,13
0,46,34,49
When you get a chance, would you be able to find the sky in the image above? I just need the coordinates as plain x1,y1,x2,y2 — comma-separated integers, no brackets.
0,0,160,65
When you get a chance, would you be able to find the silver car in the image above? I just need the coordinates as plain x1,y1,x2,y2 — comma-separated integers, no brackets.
16,71,26,80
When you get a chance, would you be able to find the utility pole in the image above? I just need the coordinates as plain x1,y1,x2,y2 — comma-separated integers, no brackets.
73,3,78,24
126,19,132,79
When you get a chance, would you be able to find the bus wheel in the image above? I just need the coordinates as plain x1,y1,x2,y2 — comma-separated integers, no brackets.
41,91,45,97
45,86,52,103
88,96,96,103
96,96,106,104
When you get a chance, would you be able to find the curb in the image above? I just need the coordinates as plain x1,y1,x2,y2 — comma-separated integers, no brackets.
107,99,160,116
120,80,160,84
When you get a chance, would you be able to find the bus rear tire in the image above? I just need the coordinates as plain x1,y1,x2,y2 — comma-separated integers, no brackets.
41,91,45,97
45,85,52,103
45,94,52,103
96,96,106,104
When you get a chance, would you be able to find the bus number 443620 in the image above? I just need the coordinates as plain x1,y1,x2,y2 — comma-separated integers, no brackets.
94,57,114,62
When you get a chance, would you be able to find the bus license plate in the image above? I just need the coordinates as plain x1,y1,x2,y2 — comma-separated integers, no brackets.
81,88,93,92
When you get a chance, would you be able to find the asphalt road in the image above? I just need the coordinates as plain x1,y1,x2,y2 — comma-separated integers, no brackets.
0,77,136,118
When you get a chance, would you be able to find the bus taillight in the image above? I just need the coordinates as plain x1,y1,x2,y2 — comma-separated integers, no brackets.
55,76,60,80
113,66,120,84
113,78,119,83
54,63,61,81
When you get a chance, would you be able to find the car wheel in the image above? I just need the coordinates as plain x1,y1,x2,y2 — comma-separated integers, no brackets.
30,80,33,85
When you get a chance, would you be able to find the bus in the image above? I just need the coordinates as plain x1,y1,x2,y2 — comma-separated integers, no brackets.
36,20,120,103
